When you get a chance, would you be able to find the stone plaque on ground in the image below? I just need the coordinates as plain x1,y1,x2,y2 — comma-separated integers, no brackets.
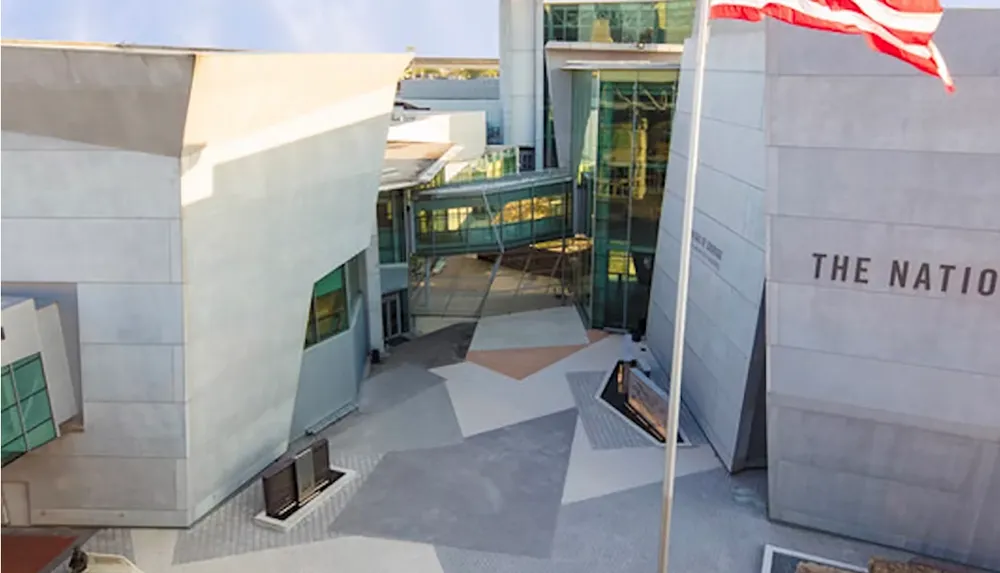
625,367,668,440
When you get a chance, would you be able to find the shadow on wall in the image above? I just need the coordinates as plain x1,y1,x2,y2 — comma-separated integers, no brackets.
178,110,394,521
289,297,370,439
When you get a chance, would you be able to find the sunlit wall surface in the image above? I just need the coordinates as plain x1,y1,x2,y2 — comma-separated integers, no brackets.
571,69,678,331
542,1,694,169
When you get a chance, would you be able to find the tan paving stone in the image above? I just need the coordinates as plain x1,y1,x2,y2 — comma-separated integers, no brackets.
466,345,587,380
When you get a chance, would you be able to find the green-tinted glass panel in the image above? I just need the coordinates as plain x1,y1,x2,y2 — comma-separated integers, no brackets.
581,68,678,331
314,267,345,297
545,3,679,45
664,0,696,43
25,420,57,449
304,300,318,348
13,355,46,398
2,368,15,409
2,406,24,445
314,291,349,340
19,389,53,432
2,436,27,458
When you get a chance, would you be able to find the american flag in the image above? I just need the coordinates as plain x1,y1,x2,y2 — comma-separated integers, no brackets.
709,0,954,92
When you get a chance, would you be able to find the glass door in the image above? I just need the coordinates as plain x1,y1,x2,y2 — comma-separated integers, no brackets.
382,291,408,342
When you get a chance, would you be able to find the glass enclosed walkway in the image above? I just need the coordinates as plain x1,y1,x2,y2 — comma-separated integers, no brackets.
412,170,573,257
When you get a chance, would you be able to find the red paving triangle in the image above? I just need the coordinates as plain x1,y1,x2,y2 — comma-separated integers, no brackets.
466,345,587,380
586,330,611,344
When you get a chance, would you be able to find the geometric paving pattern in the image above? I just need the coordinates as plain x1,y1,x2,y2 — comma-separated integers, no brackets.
437,361,576,438
79,309,919,573
357,363,448,415
466,345,587,380
323,382,464,456
565,369,653,450
171,451,383,564
465,307,593,379
332,409,577,558
561,419,669,505
468,306,590,352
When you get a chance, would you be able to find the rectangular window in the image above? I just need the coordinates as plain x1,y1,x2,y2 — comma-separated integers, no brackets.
304,265,351,348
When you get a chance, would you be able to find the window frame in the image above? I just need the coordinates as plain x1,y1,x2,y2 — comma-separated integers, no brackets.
304,266,351,348
1,355,58,464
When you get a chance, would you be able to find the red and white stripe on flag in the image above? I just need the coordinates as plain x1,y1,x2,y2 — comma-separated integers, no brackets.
708,0,954,92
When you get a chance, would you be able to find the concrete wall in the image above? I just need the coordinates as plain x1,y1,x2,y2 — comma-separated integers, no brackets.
400,78,499,101
388,111,487,162
499,0,540,148
388,111,488,181
380,266,410,295
1,45,192,526
289,297,368,438
2,46,409,527
363,222,387,351
34,304,77,425
764,11,1000,570
646,19,768,472
179,53,410,522
399,78,501,140
404,100,503,143
1,299,45,368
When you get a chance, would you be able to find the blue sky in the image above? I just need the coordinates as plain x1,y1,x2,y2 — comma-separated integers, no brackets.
2,0,994,55
0,0,501,56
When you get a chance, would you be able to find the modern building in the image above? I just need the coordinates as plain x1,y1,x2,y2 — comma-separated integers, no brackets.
1,40,411,527
399,57,503,143
499,0,696,331
645,9,1000,571
5,4,995,570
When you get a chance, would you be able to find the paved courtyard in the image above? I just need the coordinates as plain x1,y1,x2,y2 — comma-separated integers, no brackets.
83,306,919,573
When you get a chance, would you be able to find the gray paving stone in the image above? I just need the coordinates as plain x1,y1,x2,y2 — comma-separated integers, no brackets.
660,468,914,573
565,370,652,450
84,528,134,562
437,481,663,573
331,408,578,558
358,363,447,415
436,546,604,573
171,451,382,564
552,481,662,569
323,382,463,455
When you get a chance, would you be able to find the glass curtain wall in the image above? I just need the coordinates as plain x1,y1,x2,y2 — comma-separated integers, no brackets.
450,147,520,183
542,1,695,169
412,178,572,256
2,354,58,465
544,2,693,44
574,69,677,331
377,191,407,265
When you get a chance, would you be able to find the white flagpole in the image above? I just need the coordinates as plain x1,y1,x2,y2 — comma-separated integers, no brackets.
657,0,712,569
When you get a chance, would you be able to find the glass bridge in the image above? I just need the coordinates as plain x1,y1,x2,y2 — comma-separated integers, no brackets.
406,170,580,321
411,170,573,256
